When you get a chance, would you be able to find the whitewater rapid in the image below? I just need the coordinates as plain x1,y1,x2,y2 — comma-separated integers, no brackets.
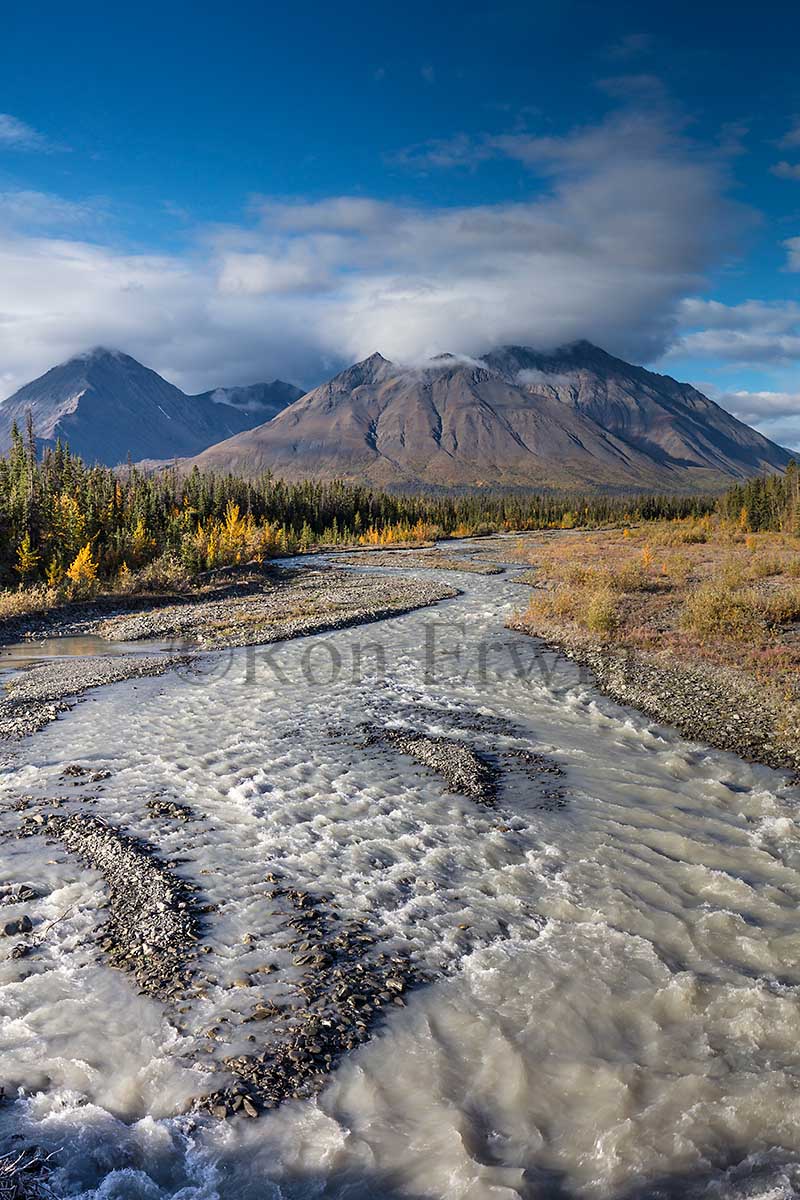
2,560,800,1199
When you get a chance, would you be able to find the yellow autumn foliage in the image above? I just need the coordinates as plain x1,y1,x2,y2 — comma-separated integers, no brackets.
66,543,99,588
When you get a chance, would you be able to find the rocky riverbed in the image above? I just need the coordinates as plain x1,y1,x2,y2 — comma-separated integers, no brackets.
4,547,800,1199
197,875,420,1120
0,566,456,742
18,812,204,1001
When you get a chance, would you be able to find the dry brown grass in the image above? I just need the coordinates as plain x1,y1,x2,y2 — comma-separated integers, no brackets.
0,584,63,622
512,515,800,697
0,552,194,627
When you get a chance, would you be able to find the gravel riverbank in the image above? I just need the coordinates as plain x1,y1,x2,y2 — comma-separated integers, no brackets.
508,618,800,772
91,568,457,647
0,567,456,742
336,550,504,575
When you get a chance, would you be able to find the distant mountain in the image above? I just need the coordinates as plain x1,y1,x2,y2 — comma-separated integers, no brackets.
0,348,302,466
185,342,793,491
193,380,302,419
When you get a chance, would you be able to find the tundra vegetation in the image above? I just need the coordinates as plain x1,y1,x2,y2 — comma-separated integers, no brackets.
514,461,800,705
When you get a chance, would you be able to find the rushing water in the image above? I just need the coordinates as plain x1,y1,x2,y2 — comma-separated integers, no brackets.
2,562,800,1199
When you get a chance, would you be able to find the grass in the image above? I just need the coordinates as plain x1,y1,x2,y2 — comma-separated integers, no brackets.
679,584,766,641
0,584,63,623
513,515,800,699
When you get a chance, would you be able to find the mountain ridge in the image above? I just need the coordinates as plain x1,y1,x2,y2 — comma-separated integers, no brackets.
0,348,303,466
183,341,792,492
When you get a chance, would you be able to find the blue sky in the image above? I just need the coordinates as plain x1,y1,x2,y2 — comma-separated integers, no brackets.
1,0,799,444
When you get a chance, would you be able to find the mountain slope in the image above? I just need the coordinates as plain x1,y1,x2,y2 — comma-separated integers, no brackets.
483,342,786,478
0,349,302,465
185,343,792,491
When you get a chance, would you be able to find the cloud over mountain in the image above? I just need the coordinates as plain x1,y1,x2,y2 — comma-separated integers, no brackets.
0,109,750,399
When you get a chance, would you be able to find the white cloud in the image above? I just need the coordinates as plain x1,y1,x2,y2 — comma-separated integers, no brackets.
254,196,392,234
0,113,50,150
0,190,97,228
0,110,751,397
394,109,689,174
670,299,800,365
771,161,800,180
680,298,800,332
0,234,334,398
786,236,800,271
778,121,800,150
714,389,800,423
516,368,576,388
702,385,800,450
217,250,328,295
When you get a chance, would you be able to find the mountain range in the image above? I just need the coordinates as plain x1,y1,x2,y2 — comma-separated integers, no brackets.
0,342,792,491
0,348,302,465
186,342,792,492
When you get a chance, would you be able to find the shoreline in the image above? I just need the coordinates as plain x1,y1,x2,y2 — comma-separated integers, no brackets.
0,566,457,742
508,617,800,774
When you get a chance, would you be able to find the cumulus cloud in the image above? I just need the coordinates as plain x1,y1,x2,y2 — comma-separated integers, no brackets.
0,233,335,398
786,236,800,271
217,249,329,295
771,161,800,180
0,109,751,397
393,107,689,174
701,384,800,450
713,389,800,423
669,299,800,365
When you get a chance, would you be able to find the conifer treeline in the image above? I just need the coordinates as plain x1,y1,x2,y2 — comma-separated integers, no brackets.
0,424,715,587
718,462,800,533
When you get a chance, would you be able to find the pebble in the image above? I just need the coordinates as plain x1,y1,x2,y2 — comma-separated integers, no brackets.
18,812,203,1000
196,874,421,1121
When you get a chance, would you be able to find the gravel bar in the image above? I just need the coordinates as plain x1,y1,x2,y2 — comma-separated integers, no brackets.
18,812,203,1001
0,568,456,742
337,550,503,575
92,568,456,647
363,726,499,805
0,653,188,741
197,874,420,1120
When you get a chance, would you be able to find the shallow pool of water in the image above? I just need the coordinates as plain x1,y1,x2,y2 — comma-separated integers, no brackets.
0,633,188,671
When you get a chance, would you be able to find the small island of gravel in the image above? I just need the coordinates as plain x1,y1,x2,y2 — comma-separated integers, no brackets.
0,565,457,741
